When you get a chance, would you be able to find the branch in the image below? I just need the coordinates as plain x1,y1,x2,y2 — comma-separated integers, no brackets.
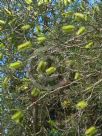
26,80,79,110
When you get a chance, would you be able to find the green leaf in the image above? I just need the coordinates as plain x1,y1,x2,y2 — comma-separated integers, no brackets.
37,60,47,72
0,43,5,48
85,126,97,136
35,25,41,33
76,26,86,35
46,67,56,75
25,0,32,4
84,42,94,49
86,85,93,92
0,20,5,25
38,0,44,5
17,83,29,92
62,11,73,17
67,0,75,4
31,88,41,97
9,61,22,69
74,72,81,80
65,60,75,67
4,8,12,16
49,128,60,136
21,24,31,31
11,111,23,123
27,5,33,11
63,0,69,6
38,0,51,6
94,5,100,13
0,53,3,60
61,100,71,108
76,100,88,110
61,0,74,6
48,120,56,127
74,13,87,21
62,25,75,33
17,41,32,51
2,77,10,89
37,36,46,44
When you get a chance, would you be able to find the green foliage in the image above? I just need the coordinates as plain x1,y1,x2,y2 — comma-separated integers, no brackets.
61,0,75,6
46,67,56,75
62,25,75,33
0,20,5,25
0,0,102,136
49,129,60,136
74,72,81,80
2,77,10,89
74,12,87,21
84,41,94,49
21,24,31,31
61,100,71,108
17,41,32,51
9,61,22,69
76,26,86,35
37,35,46,44
37,60,47,72
62,11,73,17
76,100,88,110
4,8,12,16
85,126,97,136
11,111,23,123
38,0,51,6
0,53,3,60
0,43,5,48
25,0,32,4
31,88,41,97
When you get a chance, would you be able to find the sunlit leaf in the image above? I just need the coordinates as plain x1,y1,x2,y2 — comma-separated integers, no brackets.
76,26,86,35
21,24,31,31
74,72,81,80
31,88,41,97
4,8,12,16
76,100,88,110
61,100,71,108
11,111,23,123
68,0,75,4
37,60,47,72
74,12,87,21
35,25,41,33
0,20,5,25
62,11,73,17
38,0,51,6
17,83,29,92
17,41,32,51
48,120,56,127
63,0,69,6
2,77,10,89
93,5,100,13
25,0,32,4
37,36,46,44
9,61,22,69
62,25,75,33
0,53,3,60
85,126,97,136
46,67,56,75
84,42,94,49
61,0,74,6
27,6,33,10
64,60,76,67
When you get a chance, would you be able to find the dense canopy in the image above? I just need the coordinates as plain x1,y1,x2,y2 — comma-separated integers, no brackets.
0,0,102,136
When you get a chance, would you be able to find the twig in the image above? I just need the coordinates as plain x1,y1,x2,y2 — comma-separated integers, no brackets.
26,80,78,110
